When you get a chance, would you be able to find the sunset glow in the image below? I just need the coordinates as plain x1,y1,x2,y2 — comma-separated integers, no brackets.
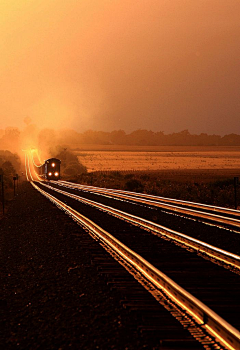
0,0,239,135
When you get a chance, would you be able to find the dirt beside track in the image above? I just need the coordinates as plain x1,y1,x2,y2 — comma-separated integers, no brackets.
1,181,162,350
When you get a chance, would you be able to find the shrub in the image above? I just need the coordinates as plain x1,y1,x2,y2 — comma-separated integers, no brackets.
124,179,144,192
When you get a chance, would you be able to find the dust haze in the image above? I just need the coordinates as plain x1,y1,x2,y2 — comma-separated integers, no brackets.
0,0,240,136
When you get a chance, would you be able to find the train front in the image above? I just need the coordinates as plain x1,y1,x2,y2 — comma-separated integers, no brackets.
45,158,61,180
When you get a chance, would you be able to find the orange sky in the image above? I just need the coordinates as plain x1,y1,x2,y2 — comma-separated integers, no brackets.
0,0,240,135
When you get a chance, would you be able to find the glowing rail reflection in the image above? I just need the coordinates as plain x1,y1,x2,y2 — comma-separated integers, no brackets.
40,181,240,270
30,181,240,350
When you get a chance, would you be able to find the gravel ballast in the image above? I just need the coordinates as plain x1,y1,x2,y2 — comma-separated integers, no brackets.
1,181,169,349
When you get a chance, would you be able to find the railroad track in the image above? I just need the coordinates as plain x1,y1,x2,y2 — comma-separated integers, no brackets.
48,179,240,258
52,180,240,231
25,157,240,349
31,179,240,350
40,181,240,272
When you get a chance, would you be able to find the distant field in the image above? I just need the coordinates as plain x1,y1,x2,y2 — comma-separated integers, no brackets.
72,145,240,172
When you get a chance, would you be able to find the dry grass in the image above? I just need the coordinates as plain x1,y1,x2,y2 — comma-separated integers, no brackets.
73,145,240,172
71,145,240,208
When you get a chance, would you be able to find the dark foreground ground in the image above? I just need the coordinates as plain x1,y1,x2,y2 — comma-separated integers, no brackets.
2,181,158,350
1,181,203,350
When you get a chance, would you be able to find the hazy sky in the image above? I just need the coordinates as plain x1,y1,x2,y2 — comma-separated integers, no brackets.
0,0,240,135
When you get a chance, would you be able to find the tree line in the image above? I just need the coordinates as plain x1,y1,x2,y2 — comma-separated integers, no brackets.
69,129,240,146
1,127,240,152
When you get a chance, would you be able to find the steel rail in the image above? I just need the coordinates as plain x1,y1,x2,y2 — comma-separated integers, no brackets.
27,153,34,182
30,150,42,168
26,153,42,181
24,152,30,182
58,180,240,218
53,180,240,229
31,181,240,350
39,182,240,270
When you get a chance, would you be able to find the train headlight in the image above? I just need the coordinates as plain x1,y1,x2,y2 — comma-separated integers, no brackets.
54,172,59,177
51,163,55,167
48,172,52,176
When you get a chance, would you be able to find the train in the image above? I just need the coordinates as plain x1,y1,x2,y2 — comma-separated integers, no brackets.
38,158,61,180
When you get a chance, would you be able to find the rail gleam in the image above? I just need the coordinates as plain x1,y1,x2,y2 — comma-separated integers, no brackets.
30,180,240,350
40,182,240,270
53,180,240,229
25,155,240,349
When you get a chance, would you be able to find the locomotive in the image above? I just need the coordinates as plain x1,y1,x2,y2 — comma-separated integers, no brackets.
38,158,61,180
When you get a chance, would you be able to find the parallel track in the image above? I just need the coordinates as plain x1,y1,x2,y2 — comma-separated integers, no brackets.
39,181,240,271
53,180,240,230
58,180,240,217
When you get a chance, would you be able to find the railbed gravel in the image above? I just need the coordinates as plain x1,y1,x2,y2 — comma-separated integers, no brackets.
1,181,166,350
